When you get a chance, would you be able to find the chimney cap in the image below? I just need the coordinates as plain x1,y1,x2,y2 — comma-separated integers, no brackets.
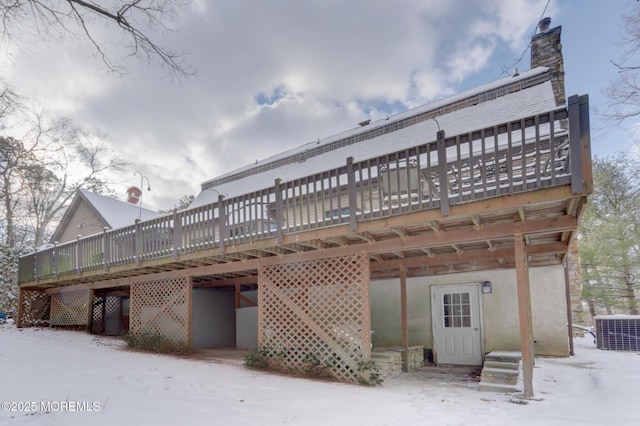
538,17,551,33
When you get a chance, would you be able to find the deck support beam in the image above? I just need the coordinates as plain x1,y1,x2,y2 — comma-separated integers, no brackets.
400,265,409,371
16,289,24,328
514,233,534,398
187,276,193,348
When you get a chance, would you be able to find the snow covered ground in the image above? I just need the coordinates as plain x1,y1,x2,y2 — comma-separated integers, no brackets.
0,325,637,425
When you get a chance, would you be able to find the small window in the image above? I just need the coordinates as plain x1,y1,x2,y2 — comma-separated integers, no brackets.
443,292,472,328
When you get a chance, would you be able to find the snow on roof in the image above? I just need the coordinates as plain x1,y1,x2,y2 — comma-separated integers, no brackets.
192,68,558,208
80,189,162,229
594,315,640,319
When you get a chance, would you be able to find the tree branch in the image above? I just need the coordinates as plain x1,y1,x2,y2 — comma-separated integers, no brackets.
0,0,194,78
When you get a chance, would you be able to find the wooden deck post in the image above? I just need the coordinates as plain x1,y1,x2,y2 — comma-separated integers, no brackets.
400,264,409,371
514,233,534,398
347,157,358,231
568,95,583,195
134,220,142,264
187,276,193,348
218,195,227,253
16,289,24,328
436,130,450,216
86,289,94,333
579,94,592,194
274,179,284,243
52,242,58,279
172,209,182,260
564,257,575,356
103,227,111,271
76,235,82,274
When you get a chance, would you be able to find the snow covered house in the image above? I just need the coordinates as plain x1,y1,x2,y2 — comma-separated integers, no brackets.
17,20,591,388
51,189,163,244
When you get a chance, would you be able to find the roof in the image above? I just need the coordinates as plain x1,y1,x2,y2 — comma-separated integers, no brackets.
50,189,163,242
79,189,162,228
193,67,558,207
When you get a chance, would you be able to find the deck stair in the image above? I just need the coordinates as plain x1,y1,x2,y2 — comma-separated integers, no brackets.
479,351,522,393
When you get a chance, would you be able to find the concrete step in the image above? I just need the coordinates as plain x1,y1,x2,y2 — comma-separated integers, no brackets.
479,351,522,393
484,351,522,363
480,367,519,385
371,351,402,378
484,360,520,370
479,382,521,393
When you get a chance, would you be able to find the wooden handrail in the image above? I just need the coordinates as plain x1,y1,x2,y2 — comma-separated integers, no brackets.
18,104,588,284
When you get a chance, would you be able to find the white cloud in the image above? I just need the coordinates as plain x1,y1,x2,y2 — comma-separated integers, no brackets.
0,0,571,211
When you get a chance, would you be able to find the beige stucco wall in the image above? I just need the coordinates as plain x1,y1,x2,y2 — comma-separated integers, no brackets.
370,264,569,357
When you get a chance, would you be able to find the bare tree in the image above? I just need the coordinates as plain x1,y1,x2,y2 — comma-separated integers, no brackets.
0,0,192,77
158,194,193,213
0,84,19,126
1,118,127,248
604,4,640,124
0,105,127,316
27,119,127,246
0,136,35,248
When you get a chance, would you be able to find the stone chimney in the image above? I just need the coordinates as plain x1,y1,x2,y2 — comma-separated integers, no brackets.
530,17,565,106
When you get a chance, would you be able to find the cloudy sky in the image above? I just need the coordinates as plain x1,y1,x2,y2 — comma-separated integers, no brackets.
0,0,633,211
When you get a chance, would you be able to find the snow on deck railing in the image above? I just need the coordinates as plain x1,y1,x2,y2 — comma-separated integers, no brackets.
18,98,589,284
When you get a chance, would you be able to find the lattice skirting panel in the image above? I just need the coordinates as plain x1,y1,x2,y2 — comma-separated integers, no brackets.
130,276,191,345
258,253,371,383
50,289,91,327
18,290,51,327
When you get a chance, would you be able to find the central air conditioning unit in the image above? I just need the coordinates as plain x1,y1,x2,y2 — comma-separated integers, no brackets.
595,315,640,351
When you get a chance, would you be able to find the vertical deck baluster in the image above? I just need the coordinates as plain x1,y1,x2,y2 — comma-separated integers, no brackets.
426,144,433,208
437,130,449,216
415,146,423,210
455,135,463,202
347,157,357,230
468,134,475,201
275,179,283,243
549,111,556,184
480,129,488,199
493,126,499,195
535,115,541,188
321,171,327,226
520,119,526,190
507,122,513,194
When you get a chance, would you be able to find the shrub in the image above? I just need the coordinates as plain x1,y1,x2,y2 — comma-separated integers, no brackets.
244,346,272,370
357,360,383,386
123,332,194,356
245,347,335,380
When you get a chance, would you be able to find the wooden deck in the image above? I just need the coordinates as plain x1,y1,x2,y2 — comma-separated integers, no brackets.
18,95,591,291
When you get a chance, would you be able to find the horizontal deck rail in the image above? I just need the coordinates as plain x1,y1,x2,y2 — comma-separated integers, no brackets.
18,96,589,284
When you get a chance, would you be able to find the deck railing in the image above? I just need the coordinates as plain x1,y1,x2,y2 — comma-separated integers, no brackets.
18,95,589,284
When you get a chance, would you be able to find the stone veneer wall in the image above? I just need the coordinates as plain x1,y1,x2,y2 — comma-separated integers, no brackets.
531,23,565,106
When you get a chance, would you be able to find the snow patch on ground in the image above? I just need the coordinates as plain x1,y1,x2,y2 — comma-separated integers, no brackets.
0,325,637,425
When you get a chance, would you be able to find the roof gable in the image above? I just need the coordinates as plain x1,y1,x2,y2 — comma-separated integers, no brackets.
51,189,162,243
79,189,162,229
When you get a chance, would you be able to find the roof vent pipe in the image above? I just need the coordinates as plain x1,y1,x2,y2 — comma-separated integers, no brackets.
538,17,551,33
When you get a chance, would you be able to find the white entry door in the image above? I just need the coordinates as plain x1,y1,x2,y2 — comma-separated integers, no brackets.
432,284,483,366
